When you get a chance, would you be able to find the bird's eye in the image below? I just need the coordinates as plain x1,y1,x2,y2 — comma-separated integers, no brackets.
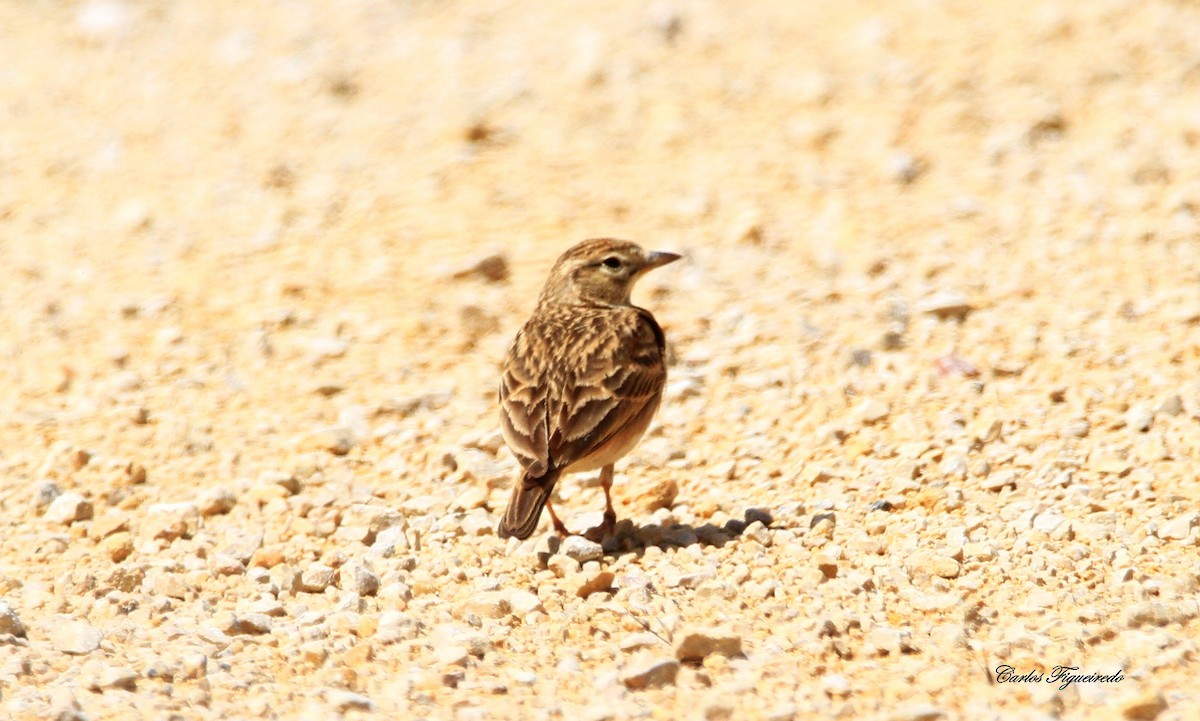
602,257,622,269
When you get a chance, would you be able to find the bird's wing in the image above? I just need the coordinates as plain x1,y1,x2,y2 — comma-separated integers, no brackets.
548,308,666,470
499,326,553,478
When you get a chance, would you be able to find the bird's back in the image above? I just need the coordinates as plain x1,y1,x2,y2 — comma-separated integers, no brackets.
500,301,666,478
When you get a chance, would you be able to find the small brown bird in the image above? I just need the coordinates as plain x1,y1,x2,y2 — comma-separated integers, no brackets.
497,239,680,541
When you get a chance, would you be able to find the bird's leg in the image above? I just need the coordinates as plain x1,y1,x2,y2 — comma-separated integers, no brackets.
600,463,617,530
585,464,618,542
545,499,573,538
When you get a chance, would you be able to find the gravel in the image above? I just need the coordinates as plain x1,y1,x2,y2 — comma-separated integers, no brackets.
2,2,1198,720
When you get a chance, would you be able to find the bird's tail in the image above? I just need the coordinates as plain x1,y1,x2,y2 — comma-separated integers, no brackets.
497,469,560,540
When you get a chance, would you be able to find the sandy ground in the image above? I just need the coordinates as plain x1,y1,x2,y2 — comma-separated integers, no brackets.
2,1,1200,719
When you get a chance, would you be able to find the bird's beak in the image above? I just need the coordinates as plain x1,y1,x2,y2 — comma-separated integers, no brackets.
644,250,682,270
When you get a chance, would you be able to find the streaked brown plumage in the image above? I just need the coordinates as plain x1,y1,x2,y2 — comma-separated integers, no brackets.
497,239,680,541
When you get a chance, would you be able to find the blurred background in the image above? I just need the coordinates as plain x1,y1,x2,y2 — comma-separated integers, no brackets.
2,0,1198,478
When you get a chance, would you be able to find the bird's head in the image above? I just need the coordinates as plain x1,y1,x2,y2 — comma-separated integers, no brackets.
538,238,681,306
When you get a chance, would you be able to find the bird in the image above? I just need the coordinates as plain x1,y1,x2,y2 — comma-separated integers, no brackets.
496,238,680,541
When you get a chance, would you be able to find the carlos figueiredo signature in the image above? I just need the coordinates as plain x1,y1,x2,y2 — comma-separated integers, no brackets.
994,665,1125,691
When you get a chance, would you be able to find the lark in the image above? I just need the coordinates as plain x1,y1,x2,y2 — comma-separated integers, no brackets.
496,239,680,541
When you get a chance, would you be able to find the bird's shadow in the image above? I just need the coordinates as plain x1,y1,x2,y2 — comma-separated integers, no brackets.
543,507,774,559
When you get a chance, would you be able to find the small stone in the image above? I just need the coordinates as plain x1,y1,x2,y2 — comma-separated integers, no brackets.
459,305,500,345
982,469,1017,492
906,551,960,579
1032,509,1067,534
638,477,679,512
33,480,62,512
814,549,840,578
106,565,145,593
934,352,980,379
666,377,703,401
100,532,134,562
867,626,916,656
1155,394,1184,417
328,690,375,713
244,599,286,617
337,563,380,596
51,618,103,654
888,152,923,184
450,253,510,283
890,704,946,721
44,493,94,524
180,653,207,680
369,526,410,557
145,502,200,540
577,571,615,598
110,371,143,391
547,555,580,578
940,455,968,478
619,654,679,690
743,520,771,546
458,592,511,619
378,581,413,605
340,503,405,544
460,511,493,536
1126,404,1155,432
89,514,129,540
559,535,604,563
450,486,489,511
766,704,798,721
94,665,138,691
917,290,972,320
810,512,836,539
0,601,26,637
226,613,273,635
673,628,743,662
1061,419,1090,438
962,542,996,561
855,398,890,424
1119,689,1167,720
197,626,231,646
308,337,349,363
1157,513,1197,541
437,645,470,667
48,689,84,721
300,640,329,665
969,414,1002,444
375,612,420,644
198,487,236,516
312,382,345,397
821,673,851,698
299,564,337,593
150,573,192,600
76,0,132,41
302,426,356,455
262,470,301,494
222,527,264,565
505,589,543,615
1025,589,1057,609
